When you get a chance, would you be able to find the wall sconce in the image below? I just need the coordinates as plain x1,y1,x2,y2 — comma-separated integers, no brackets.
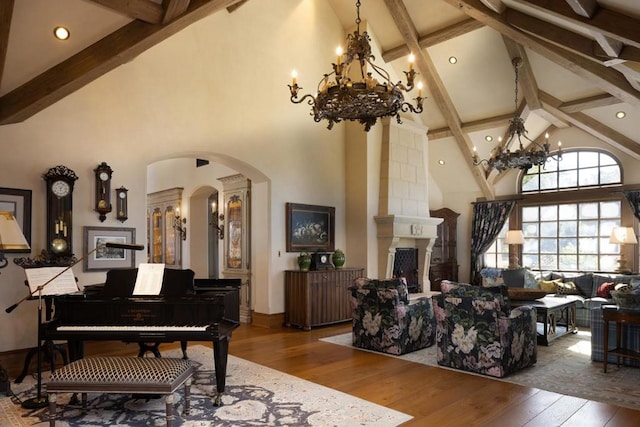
174,207,187,241
211,202,224,240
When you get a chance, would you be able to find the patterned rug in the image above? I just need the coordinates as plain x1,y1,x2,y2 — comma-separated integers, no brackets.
1,345,411,426
322,330,640,411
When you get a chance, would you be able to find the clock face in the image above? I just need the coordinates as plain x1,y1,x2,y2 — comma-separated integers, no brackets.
51,180,70,197
118,191,126,199
321,255,328,263
99,171,109,181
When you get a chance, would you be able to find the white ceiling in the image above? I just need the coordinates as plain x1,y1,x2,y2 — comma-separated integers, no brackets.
1,0,639,199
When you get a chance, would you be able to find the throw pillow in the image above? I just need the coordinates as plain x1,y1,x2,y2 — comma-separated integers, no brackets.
539,279,561,293
596,282,616,299
556,281,580,295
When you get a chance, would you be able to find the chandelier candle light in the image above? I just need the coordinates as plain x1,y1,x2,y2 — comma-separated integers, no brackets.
473,57,562,172
288,0,424,132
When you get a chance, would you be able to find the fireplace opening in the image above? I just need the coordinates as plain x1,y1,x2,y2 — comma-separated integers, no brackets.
393,248,419,293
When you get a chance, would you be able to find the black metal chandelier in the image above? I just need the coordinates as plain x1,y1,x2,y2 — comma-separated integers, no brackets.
288,0,424,132
473,57,561,172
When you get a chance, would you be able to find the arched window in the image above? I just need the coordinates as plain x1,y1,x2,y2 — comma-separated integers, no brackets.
521,150,623,272
485,150,625,273
521,150,621,193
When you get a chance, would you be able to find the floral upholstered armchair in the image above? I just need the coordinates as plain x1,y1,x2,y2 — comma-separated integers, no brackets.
349,277,435,355
435,280,537,378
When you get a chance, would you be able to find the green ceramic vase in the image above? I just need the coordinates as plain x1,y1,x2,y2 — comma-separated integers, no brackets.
298,253,311,271
332,249,345,269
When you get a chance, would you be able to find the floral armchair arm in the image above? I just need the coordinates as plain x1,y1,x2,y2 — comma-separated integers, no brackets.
349,284,435,355
498,306,538,371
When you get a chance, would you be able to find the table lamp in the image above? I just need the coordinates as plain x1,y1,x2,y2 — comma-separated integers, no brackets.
0,211,30,270
0,211,30,396
609,226,637,274
504,230,525,269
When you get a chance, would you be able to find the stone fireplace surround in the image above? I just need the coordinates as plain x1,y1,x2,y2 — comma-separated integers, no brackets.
374,119,441,291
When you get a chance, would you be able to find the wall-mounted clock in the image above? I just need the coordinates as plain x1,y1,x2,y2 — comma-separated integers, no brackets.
94,162,113,222
116,186,128,222
44,165,78,258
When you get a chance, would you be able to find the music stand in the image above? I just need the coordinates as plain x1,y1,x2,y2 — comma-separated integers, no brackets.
5,242,144,409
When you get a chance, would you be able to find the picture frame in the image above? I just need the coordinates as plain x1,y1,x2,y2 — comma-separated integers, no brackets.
83,226,136,271
0,187,32,252
286,203,335,252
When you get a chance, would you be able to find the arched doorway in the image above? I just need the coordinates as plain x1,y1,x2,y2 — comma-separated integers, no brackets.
147,155,270,325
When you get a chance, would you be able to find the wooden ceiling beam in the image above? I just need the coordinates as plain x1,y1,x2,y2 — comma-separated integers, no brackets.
382,18,483,63
384,0,494,199
441,0,640,106
502,37,541,110
162,0,191,24
0,0,245,125
564,0,597,18
0,0,14,89
89,0,164,24
226,0,248,13
540,91,640,160
559,93,621,114
428,112,514,140
480,0,505,14
518,0,640,49
506,8,640,67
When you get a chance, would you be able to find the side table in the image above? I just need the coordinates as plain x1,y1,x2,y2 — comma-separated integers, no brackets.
602,305,640,373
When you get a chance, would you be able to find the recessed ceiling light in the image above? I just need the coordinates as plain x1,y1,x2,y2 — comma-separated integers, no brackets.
485,135,493,142
53,26,70,41
448,56,457,64
438,159,445,165
616,111,626,119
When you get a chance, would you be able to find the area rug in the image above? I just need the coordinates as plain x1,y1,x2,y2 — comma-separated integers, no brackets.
322,330,640,411
1,345,411,426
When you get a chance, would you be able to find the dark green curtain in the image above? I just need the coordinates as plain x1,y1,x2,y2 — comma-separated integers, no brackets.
470,200,516,285
623,191,640,220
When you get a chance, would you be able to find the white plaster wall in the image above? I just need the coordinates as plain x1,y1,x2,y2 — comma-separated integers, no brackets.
0,0,346,352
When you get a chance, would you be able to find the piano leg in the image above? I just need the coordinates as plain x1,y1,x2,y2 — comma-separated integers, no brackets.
180,341,188,359
137,343,162,358
212,336,230,407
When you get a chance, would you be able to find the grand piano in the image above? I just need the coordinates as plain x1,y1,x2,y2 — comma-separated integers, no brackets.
42,268,240,405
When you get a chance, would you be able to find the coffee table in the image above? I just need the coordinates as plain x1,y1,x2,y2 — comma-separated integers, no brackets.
511,296,577,345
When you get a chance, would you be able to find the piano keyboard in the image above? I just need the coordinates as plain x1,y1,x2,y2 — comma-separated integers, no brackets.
57,325,209,332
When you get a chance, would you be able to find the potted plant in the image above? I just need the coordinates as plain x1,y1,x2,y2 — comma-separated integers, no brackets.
297,252,311,271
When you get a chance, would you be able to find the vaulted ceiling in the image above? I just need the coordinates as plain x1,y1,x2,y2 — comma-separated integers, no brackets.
1,0,639,199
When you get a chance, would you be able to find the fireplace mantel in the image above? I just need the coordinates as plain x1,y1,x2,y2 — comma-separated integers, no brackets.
374,214,442,290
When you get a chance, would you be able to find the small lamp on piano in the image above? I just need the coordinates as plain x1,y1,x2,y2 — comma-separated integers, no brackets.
504,230,525,269
610,226,637,274
0,211,30,271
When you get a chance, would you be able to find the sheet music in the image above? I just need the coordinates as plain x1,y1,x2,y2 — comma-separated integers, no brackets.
24,267,79,296
132,263,165,295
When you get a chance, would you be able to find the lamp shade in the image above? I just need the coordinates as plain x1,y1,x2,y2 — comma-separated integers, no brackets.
504,230,525,245
609,227,637,245
0,211,30,251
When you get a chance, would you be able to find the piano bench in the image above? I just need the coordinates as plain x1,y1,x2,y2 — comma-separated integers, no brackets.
46,356,194,427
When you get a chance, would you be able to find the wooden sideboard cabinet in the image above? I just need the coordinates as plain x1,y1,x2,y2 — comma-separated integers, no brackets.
284,268,364,331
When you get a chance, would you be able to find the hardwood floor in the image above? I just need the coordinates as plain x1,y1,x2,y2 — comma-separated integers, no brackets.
2,323,639,426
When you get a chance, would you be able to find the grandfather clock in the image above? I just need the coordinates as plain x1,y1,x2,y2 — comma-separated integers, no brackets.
44,165,78,260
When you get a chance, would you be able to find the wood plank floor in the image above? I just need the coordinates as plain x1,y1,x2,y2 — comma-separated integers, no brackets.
2,323,639,426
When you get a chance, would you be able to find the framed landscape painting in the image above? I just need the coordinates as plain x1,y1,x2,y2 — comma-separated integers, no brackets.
83,226,136,271
286,203,335,252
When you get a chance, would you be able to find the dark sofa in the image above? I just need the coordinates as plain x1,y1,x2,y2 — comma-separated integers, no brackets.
481,268,640,328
